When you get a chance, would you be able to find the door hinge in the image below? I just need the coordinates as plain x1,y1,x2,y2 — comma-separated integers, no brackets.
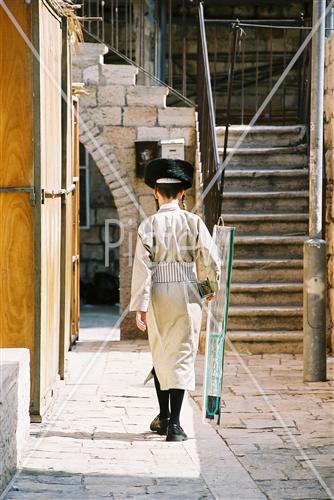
0,187,35,206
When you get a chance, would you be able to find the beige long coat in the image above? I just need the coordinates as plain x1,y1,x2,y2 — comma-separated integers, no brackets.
130,201,220,391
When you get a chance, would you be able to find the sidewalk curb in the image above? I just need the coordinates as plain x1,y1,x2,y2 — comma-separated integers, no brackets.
183,395,267,500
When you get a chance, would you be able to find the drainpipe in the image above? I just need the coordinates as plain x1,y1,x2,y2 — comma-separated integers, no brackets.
303,0,327,382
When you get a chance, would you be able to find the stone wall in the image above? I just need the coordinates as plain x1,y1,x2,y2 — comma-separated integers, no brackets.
324,34,334,353
0,349,30,494
0,363,18,493
72,44,197,338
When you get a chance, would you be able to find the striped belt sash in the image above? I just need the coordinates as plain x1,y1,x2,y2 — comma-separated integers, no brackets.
152,261,197,283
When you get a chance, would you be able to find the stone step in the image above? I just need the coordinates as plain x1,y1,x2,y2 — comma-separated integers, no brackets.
229,283,303,306
232,259,304,283
228,306,303,331
83,63,139,86
219,145,307,168
223,169,309,192
234,235,305,259
216,125,306,148
223,190,309,213
125,85,168,108
226,330,303,354
223,213,308,236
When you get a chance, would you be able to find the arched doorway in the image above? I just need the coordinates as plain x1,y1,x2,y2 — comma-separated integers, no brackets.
79,143,120,308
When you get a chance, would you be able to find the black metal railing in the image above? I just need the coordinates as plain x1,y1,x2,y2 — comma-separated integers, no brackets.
75,0,195,102
76,1,311,125
197,2,223,232
77,0,195,108
206,18,311,125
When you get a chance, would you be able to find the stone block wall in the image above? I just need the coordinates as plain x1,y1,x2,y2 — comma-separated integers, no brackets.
72,43,197,338
324,35,334,353
0,349,30,494
0,363,18,493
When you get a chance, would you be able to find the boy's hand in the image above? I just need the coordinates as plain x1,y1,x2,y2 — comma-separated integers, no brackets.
205,293,216,303
136,311,147,332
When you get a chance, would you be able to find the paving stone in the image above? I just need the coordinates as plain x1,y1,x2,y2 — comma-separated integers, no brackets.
257,479,331,499
9,481,85,494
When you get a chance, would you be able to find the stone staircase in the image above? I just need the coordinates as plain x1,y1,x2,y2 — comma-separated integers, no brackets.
216,125,308,353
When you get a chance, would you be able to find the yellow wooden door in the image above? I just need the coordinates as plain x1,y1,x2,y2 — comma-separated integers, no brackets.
59,16,74,379
71,97,80,343
0,2,35,396
37,0,63,416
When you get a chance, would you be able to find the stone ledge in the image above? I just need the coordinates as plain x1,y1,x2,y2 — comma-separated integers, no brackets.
0,348,30,493
158,107,195,127
101,65,138,85
72,42,108,68
126,85,168,107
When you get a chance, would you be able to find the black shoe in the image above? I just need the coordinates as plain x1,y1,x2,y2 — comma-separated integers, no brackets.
150,414,170,435
166,423,188,442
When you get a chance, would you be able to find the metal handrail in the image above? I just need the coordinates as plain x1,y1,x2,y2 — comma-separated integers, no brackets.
222,22,243,163
197,2,222,233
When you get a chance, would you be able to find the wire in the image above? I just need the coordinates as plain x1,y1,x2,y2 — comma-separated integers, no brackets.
239,22,313,29
205,19,333,30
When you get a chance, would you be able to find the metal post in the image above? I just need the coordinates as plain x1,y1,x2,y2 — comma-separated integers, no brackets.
303,0,327,382
222,23,239,163
159,0,166,82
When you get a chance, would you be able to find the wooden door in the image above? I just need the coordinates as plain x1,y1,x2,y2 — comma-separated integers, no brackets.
71,97,80,343
0,2,35,396
35,0,63,416
59,17,74,379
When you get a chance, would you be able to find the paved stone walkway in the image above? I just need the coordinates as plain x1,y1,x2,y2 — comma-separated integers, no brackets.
2,306,333,499
194,345,334,500
3,306,264,500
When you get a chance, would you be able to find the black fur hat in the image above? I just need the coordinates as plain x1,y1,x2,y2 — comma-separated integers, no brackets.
144,158,194,189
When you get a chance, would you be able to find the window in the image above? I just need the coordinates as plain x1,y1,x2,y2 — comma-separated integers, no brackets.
79,143,90,229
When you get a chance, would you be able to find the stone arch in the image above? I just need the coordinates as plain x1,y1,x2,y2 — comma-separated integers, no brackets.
78,107,139,337
79,108,139,219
